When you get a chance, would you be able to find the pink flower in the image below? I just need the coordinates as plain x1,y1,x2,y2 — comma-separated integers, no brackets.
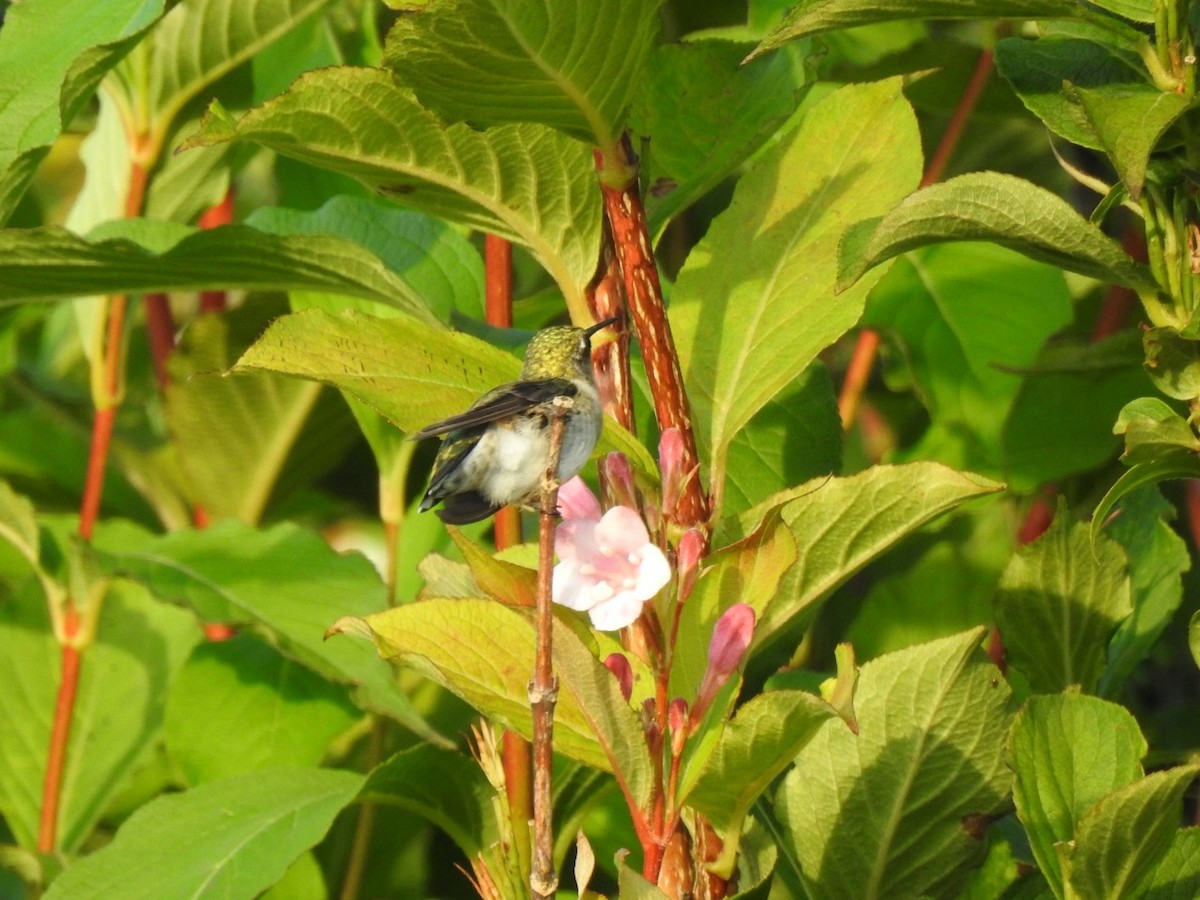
553,482,670,631
693,604,756,719
557,476,602,521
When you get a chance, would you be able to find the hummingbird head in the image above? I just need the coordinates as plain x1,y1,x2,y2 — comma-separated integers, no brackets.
520,316,620,380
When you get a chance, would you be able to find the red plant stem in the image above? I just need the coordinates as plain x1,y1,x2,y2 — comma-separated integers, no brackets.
922,50,994,189
144,292,175,392
595,137,707,528
836,49,995,430
485,234,514,328
485,231,533,867
40,147,152,852
531,408,567,899
38,607,80,853
198,191,235,313
838,328,880,431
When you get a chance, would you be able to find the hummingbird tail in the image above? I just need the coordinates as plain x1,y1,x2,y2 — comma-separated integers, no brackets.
432,491,501,525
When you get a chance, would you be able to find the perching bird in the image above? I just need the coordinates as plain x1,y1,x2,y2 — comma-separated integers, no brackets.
412,317,619,524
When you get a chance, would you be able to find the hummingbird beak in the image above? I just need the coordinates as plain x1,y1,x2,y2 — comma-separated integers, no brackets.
584,316,621,342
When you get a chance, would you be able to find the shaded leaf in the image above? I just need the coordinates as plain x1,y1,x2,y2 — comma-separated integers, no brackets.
359,746,493,857
166,315,325,524
1098,487,1190,696
722,362,842,521
1093,452,1200,541
1075,82,1188,199
994,37,1144,152
749,0,1080,59
245,196,485,324
0,222,439,324
629,39,810,237
1112,397,1200,464
864,243,1073,476
103,521,443,744
995,506,1132,693
384,0,660,148
43,768,363,899
165,635,360,785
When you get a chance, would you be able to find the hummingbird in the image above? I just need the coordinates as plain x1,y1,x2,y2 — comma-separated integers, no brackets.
413,317,619,524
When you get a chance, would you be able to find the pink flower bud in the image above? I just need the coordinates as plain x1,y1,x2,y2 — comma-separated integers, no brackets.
707,603,755,679
604,653,634,702
601,452,637,511
676,528,705,604
658,428,685,516
557,476,602,521
692,604,756,720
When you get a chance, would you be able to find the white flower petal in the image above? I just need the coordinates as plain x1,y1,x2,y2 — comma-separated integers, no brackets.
633,544,671,601
588,592,647,631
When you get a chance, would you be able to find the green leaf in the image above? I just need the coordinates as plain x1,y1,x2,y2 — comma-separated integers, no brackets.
0,0,165,224
1007,691,1147,897
0,222,439,324
356,598,653,805
144,0,337,146
838,172,1162,307
671,78,921,495
447,528,536,607
103,521,443,745
775,629,1014,900
185,66,601,318
43,768,363,899
383,0,660,149
628,39,810,237
721,463,1004,647
1143,828,1200,899
1003,350,1152,490
863,243,1073,475
722,362,842,521
246,196,485,324
0,581,198,852
233,307,658,478
1074,82,1188,199
846,501,1013,659
749,0,1080,59
1063,766,1200,900
1191,610,1200,671
1143,326,1200,401
1088,0,1155,23
359,746,493,857
995,506,1132,694
1112,397,1200,464
683,690,835,874
165,635,359,785
994,37,1144,153
0,478,42,577
165,314,325,524
1092,453,1200,541
1099,487,1191,696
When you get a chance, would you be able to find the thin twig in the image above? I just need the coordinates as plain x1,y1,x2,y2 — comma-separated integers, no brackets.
530,399,570,899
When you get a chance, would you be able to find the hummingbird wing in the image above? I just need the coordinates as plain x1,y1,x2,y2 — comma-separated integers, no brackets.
409,378,578,440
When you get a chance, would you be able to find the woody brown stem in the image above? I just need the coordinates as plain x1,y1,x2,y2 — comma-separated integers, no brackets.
588,236,636,431
531,401,569,899
595,136,708,529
